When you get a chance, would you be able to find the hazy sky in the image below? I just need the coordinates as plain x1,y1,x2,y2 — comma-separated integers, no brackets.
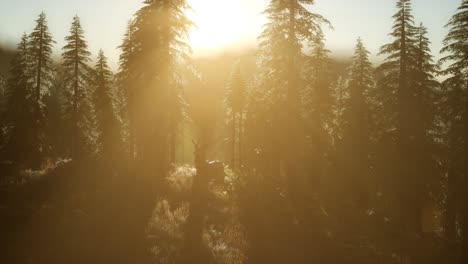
0,0,461,69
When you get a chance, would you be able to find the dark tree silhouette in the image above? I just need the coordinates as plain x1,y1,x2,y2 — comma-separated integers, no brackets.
377,0,417,237
377,0,441,261
303,29,333,191
29,12,55,166
3,34,35,164
93,50,121,159
336,38,374,211
117,19,138,158
62,15,92,159
439,1,468,262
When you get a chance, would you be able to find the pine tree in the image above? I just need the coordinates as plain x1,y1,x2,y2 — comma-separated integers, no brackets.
61,15,92,159
117,19,138,158
257,0,330,191
93,50,120,159
307,30,333,124
303,29,333,188
337,38,374,210
378,0,417,129
411,23,440,210
439,1,468,261
43,68,66,157
377,0,417,257
242,1,331,262
377,0,439,259
29,12,56,166
4,34,35,164
118,0,193,177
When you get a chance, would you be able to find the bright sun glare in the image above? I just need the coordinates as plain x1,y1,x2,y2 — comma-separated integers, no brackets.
187,0,253,54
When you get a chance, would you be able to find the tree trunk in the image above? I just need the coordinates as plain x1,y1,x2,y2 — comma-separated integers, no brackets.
232,112,236,169
461,206,468,264
170,121,176,165
461,81,468,264
181,142,210,263
238,112,242,169
33,24,44,168
73,32,79,160
446,130,457,249
285,0,300,207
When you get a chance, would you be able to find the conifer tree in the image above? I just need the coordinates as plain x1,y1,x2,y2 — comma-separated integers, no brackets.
411,23,440,208
93,50,120,159
117,19,138,157
439,1,468,261
29,12,55,166
257,0,330,192
307,30,333,124
303,30,333,187
377,0,416,257
43,68,66,157
242,1,331,262
377,0,439,260
61,15,92,159
118,0,193,177
378,0,417,127
4,34,35,163
337,38,374,210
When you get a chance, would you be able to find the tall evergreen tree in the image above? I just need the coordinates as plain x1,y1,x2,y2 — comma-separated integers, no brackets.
61,15,92,159
303,29,333,190
29,12,55,166
377,0,417,225
93,50,120,159
377,0,440,260
3,34,36,164
336,38,374,210
306,30,333,126
43,68,66,158
118,0,193,177
377,0,415,258
439,1,468,262
117,19,138,158
411,23,440,216
241,1,332,263
256,0,330,195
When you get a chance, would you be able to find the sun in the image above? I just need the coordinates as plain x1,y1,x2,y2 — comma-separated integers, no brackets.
186,0,251,55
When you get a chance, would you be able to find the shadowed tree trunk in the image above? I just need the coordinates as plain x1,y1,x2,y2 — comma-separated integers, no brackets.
462,80,468,264
181,141,211,263
446,129,458,255
238,112,243,169
232,111,236,169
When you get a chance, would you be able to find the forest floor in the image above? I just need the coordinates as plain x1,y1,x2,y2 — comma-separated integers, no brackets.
0,160,157,264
